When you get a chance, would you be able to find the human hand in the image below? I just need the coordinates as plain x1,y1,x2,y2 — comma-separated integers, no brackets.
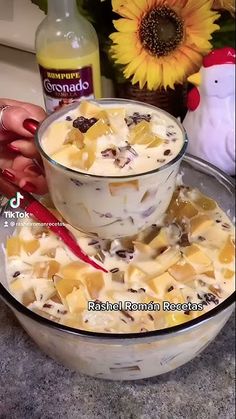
0,99,48,194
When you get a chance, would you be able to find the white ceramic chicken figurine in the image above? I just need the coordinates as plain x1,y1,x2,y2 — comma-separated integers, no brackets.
183,47,235,175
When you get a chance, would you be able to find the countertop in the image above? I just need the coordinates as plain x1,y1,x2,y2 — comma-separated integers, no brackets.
0,304,235,419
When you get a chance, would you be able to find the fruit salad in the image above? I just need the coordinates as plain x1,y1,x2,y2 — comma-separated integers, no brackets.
42,100,184,176
5,186,235,333
38,100,186,238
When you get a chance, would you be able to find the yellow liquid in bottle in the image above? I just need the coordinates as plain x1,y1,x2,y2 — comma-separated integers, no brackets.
37,40,102,112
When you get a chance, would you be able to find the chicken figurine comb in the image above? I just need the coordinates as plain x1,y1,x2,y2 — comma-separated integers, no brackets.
183,47,236,176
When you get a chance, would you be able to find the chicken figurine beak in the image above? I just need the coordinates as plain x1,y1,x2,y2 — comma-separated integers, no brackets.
188,72,202,86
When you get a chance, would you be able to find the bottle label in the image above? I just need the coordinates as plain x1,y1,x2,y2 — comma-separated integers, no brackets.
39,66,95,114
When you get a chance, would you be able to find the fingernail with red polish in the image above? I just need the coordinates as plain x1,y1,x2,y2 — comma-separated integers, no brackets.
22,182,36,193
7,144,19,153
26,165,42,175
1,169,15,181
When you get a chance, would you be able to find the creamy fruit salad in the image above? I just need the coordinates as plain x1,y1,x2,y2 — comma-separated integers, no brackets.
42,100,184,175
6,186,235,333
39,100,187,238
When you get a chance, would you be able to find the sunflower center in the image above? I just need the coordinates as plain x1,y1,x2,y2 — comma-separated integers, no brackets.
139,6,184,57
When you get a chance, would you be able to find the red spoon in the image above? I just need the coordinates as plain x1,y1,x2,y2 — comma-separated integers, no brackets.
0,119,108,273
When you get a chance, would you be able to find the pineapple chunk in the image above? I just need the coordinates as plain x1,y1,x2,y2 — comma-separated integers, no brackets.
65,127,84,149
66,287,88,313
10,279,35,306
146,135,163,148
156,248,181,271
33,261,60,279
130,121,151,145
190,215,213,235
126,265,146,282
55,277,81,300
21,239,40,255
46,121,71,154
83,272,104,299
60,261,88,280
133,241,154,256
204,271,215,278
69,148,86,169
219,236,235,264
105,108,126,118
194,195,217,211
148,272,177,296
105,108,126,132
109,180,139,196
179,201,198,219
168,261,196,282
149,228,168,250
22,289,36,306
165,311,190,327
52,145,76,165
85,120,112,141
6,237,21,257
79,101,101,118
183,244,211,267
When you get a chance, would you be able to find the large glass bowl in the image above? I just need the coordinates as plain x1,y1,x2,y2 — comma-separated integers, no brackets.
0,155,235,381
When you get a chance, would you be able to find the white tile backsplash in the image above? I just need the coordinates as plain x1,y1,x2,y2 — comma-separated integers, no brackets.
0,0,44,52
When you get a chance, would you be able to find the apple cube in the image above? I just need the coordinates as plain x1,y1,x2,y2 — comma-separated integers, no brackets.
109,180,139,196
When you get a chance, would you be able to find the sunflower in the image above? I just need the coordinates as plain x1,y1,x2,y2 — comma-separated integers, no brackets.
110,0,220,90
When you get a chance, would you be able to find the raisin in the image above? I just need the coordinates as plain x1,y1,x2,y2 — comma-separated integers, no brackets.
73,116,97,133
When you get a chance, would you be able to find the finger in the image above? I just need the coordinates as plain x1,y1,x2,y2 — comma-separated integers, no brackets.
0,99,46,121
0,100,46,142
19,176,48,195
7,139,40,159
1,168,48,195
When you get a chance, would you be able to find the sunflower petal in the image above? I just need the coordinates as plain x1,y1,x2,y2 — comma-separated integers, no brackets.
112,0,142,18
132,59,148,89
113,18,138,33
123,51,147,79
146,58,162,90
